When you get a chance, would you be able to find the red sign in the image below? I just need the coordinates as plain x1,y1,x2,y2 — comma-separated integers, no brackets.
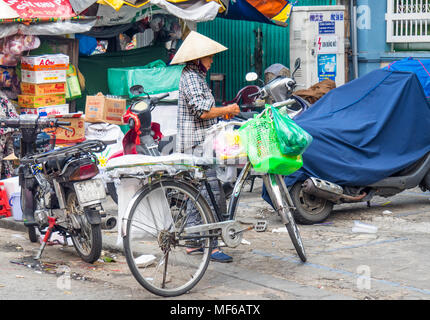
4,0,75,19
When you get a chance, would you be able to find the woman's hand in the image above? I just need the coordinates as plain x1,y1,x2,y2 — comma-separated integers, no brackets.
223,103,240,120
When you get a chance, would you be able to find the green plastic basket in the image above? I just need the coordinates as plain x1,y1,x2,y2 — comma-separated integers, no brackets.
238,112,303,176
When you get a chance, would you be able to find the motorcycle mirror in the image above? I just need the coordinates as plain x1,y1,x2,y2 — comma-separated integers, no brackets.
245,72,258,82
292,58,301,78
130,85,145,96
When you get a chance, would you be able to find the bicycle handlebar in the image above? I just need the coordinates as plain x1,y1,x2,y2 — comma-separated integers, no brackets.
0,116,71,130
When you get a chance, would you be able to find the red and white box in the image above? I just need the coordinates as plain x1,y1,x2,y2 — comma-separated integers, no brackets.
20,104,69,117
21,54,69,71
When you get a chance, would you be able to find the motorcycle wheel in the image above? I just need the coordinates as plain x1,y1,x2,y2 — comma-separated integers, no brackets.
67,191,102,263
290,181,333,225
107,182,118,204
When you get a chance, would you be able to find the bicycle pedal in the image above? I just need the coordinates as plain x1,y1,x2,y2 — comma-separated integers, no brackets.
254,220,267,232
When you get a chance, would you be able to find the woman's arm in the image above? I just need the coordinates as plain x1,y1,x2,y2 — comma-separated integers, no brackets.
200,104,240,120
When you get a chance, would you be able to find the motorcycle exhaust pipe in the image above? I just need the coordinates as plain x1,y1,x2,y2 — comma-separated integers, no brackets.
101,216,117,230
302,178,367,202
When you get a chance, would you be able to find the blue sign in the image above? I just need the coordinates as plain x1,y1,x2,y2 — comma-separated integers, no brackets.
318,54,337,82
330,12,344,21
319,21,335,34
310,13,323,22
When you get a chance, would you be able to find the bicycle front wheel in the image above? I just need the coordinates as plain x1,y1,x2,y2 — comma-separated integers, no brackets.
285,209,307,262
123,179,214,297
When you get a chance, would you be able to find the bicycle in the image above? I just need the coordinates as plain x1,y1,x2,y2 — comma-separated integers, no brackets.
106,106,307,297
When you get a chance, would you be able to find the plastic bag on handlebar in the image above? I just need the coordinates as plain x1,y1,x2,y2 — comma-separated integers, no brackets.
202,123,247,163
271,105,313,156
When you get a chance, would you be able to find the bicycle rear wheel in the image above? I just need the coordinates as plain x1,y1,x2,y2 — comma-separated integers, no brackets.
123,179,214,297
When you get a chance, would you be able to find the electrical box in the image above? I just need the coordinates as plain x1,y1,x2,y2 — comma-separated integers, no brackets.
290,5,346,89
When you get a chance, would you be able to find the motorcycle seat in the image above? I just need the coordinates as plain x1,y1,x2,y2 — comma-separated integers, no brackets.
44,155,70,172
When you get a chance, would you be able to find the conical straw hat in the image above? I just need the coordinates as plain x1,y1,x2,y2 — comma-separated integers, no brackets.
170,31,228,65
0,0,19,19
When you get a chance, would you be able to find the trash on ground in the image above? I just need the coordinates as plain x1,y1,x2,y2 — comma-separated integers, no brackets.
135,254,156,268
255,220,267,232
272,227,288,233
382,210,393,215
351,221,378,234
241,239,251,245
382,201,391,206
315,222,334,226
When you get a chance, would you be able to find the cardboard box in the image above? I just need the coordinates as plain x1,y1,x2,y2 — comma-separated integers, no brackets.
18,94,66,108
85,93,126,125
21,104,69,117
21,54,69,71
21,82,66,95
45,113,85,144
21,69,67,84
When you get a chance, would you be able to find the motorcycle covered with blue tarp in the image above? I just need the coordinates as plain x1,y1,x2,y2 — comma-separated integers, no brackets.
383,57,430,100
263,69,430,224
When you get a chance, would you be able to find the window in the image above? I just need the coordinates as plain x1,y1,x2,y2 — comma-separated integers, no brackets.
386,0,430,42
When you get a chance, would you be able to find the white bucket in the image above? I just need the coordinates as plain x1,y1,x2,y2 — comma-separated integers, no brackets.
1,177,20,196
9,192,23,221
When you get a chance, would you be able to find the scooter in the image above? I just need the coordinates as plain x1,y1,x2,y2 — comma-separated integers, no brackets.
288,155,430,225
106,85,173,203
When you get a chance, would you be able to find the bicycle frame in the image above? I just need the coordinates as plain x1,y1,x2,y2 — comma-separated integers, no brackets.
183,161,296,244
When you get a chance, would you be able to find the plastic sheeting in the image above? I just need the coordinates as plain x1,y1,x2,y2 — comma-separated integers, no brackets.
146,0,221,22
69,0,98,14
0,19,96,38
108,59,184,96
280,69,430,188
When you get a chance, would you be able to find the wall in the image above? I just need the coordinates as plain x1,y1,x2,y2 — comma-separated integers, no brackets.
356,0,430,77
197,0,337,102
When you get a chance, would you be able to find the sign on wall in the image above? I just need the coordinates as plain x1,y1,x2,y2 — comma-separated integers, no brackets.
316,34,338,54
318,54,337,82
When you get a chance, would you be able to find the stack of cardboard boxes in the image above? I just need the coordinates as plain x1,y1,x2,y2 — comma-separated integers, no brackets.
18,54,86,144
19,54,69,117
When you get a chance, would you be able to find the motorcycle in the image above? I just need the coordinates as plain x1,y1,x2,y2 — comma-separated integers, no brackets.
1,114,107,263
220,58,310,196
106,86,173,203
278,68,430,225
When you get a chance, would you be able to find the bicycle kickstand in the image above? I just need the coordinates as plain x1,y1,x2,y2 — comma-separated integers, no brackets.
35,216,57,260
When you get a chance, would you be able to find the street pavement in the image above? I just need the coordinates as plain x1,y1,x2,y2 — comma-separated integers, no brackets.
1,179,430,300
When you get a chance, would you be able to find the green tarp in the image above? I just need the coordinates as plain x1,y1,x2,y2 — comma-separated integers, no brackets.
108,59,184,97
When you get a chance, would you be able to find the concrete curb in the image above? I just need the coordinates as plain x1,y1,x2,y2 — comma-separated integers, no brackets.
0,216,124,253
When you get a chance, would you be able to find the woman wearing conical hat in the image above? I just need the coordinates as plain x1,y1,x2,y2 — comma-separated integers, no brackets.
171,31,239,263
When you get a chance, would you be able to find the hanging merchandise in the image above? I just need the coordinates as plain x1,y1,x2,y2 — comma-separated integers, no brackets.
0,35,41,67
65,65,82,100
75,34,98,56
91,40,109,55
0,67,17,88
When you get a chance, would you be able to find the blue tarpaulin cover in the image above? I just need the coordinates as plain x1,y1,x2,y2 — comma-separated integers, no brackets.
265,69,430,199
384,58,430,98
